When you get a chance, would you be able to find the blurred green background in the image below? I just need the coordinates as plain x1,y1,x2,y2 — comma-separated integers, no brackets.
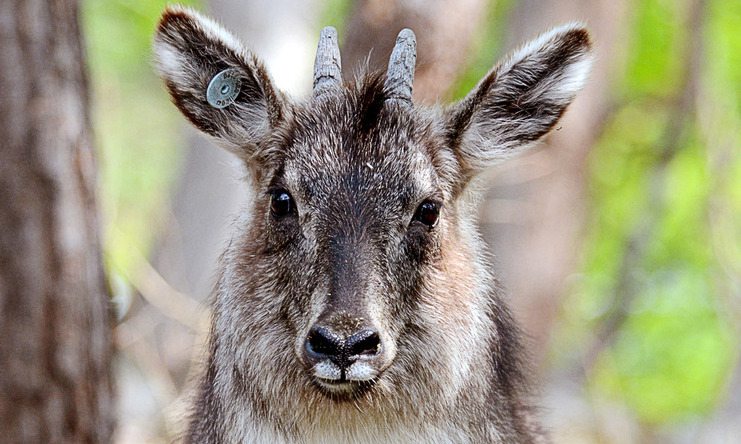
82,0,740,442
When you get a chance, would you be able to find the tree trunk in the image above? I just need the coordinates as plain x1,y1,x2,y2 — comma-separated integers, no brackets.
0,1,114,442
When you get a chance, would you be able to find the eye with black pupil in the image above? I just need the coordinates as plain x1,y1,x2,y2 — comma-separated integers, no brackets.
413,200,440,227
270,190,293,217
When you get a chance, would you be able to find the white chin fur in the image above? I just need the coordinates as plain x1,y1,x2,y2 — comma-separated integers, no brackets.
345,361,378,381
314,360,341,380
313,360,378,382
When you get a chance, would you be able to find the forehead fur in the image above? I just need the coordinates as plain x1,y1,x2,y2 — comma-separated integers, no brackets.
289,74,428,160
268,73,446,202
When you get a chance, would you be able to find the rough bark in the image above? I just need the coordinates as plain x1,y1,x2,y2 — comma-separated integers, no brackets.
0,0,114,442
341,0,489,104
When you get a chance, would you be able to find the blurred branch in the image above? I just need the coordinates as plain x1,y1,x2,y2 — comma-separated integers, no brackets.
127,253,209,332
115,325,185,440
114,266,211,442
582,0,708,374
115,256,212,442
115,307,161,350
116,326,180,402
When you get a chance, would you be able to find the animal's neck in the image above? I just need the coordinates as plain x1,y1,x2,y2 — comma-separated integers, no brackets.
190,313,507,442
192,367,491,443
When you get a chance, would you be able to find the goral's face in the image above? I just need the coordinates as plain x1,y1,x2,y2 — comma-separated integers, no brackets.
249,98,451,399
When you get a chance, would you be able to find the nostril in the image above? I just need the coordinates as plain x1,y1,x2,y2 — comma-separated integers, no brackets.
305,326,342,359
346,330,381,357
304,326,382,370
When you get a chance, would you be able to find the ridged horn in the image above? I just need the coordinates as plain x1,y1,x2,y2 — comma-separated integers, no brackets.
313,26,342,97
384,28,416,105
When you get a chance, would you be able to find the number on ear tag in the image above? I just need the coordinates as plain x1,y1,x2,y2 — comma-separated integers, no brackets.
206,68,242,109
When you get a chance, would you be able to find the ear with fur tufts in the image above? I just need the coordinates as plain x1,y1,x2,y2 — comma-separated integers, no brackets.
447,24,592,178
153,6,285,156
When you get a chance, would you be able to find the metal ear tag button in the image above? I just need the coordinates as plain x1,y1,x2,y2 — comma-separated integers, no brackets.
207,68,242,109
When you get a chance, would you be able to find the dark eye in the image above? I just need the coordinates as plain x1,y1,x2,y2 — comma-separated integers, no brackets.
412,200,440,227
270,190,294,217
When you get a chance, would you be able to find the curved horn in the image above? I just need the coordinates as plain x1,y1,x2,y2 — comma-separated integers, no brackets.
313,26,342,97
385,28,416,105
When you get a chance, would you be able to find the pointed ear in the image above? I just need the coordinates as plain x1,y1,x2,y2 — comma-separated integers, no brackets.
447,24,592,177
153,6,286,156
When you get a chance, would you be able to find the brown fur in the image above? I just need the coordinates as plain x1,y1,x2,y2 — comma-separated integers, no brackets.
153,6,591,443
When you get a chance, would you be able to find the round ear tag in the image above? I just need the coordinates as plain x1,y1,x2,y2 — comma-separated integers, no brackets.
206,68,242,109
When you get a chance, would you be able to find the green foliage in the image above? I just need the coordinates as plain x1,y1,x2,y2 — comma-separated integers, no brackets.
443,0,738,427
82,0,200,275
592,270,734,423
708,0,741,111
321,0,354,37
584,128,735,423
622,0,684,99
559,0,740,425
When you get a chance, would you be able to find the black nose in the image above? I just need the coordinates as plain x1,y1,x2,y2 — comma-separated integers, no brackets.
304,326,381,369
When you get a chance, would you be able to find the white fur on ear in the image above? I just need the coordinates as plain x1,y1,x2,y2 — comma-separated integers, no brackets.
153,6,284,155
449,23,593,175
154,7,236,84
154,6,244,84
500,22,593,104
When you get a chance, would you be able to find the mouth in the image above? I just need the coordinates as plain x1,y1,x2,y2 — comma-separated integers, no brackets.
308,358,382,399
312,376,377,399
